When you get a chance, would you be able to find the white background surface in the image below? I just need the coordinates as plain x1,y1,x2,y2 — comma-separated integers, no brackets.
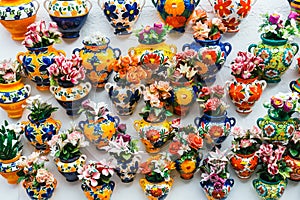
0,0,300,199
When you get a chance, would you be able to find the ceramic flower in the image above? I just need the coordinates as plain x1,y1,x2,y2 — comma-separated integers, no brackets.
230,51,265,79
78,159,114,187
23,95,58,122
257,143,292,181
230,126,262,155
17,152,55,187
108,55,147,84
287,130,300,159
259,11,300,41
134,22,172,44
197,85,228,116
191,9,227,41
22,20,62,48
48,52,85,85
0,59,23,84
47,125,89,160
83,32,109,45
139,153,175,182
78,99,111,122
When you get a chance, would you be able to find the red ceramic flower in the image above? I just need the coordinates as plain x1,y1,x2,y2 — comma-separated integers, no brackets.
214,0,232,17
237,0,251,18
201,50,218,65
165,16,187,28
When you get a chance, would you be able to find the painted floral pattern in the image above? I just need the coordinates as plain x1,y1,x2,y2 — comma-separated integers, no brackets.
0,2,37,20
0,86,30,103
46,0,90,17
55,155,86,173
50,82,91,101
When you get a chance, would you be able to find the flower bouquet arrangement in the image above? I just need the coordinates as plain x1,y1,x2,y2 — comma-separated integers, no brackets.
79,99,111,122
22,20,62,48
17,152,57,199
259,11,299,41
168,122,203,179
134,22,172,45
0,59,23,84
191,9,227,41
200,148,234,200
230,51,265,80
82,32,109,46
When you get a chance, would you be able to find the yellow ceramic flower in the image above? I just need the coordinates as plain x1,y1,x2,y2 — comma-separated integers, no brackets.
101,122,116,139
180,159,196,173
164,0,185,16
175,87,193,105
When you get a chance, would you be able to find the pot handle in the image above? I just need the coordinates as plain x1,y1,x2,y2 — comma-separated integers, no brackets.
16,52,25,64
170,44,177,54
224,80,233,91
24,84,32,95
113,48,121,59
259,80,267,91
49,85,58,95
152,0,158,7
290,80,296,92
113,116,120,126
133,120,140,131
128,47,135,57
78,120,86,131
228,117,236,127
79,154,87,162
43,0,50,11
104,82,113,93
256,117,264,129
194,117,201,128
72,48,82,55
182,43,191,52
252,179,259,188
195,0,201,7
32,0,40,12
222,42,232,56
55,120,62,130
291,42,299,55
248,44,257,53
139,84,146,93
86,0,93,11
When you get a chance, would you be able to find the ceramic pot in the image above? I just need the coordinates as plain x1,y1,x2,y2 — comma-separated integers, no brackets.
17,45,66,91
195,112,236,149
257,109,298,145
229,152,259,179
78,115,120,150
139,177,173,200
152,0,200,33
200,178,234,200
105,79,145,116
209,0,257,33
81,181,115,200
290,78,300,95
73,38,121,88
23,178,57,200
134,115,172,153
0,0,39,40
284,153,300,181
54,154,87,182
0,153,24,184
171,80,197,116
44,0,92,38
0,79,31,118
288,0,300,24
248,34,299,83
111,152,141,183
22,115,61,155
182,36,232,85
50,81,92,116
99,0,145,35
252,173,287,200
226,77,267,114
175,151,202,180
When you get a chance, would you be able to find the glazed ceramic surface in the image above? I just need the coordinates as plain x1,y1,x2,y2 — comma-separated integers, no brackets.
248,35,299,83
54,154,87,182
81,181,115,200
289,0,300,24
99,0,145,35
74,39,121,87
200,178,234,200
0,79,31,118
182,37,231,85
229,152,259,179
290,78,300,94
209,0,257,32
284,154,300,181
152,0,200,32
0,153,23,184
175,151,201,180
23,179,57,200
226,77,267,114
17,45,65,91
139,177,173,200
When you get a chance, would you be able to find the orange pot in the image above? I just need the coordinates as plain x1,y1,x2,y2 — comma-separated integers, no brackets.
230,152,259,179
284,154,300,181
0,153,23,184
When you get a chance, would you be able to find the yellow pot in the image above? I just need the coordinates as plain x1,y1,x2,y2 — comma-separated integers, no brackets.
0,79,31,118
139,178,173,200
0,153,23,184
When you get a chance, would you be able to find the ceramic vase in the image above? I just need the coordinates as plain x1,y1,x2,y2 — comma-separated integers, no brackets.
73,38,121,88
50,81,92,116
78,115,120,150
248,34,299,83
284,153,300,181
134,114,172,153
195,112,236,149
229,152,259,179
0,153,24,184
44,0,92,38
0,79,31,118
23,179,57,200
257,109,298,145
290,78,300,95
200,178,234,200
111,152,141,183
152,0,200,33
171,80,197,116
81,181,115,200
54,154,87,182
226,77,267,114
99,0,145,35
105,79,145,116
22,115,61,155
17,45,66,91
175,151,201,180
252,173,287,200
0,0,39,40
209,0,257,33
139,177,173,200
288,0,300,24
182,36,232,85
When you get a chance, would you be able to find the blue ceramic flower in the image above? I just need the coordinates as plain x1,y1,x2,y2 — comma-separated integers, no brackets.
103,2,118,22
122,2,139,22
